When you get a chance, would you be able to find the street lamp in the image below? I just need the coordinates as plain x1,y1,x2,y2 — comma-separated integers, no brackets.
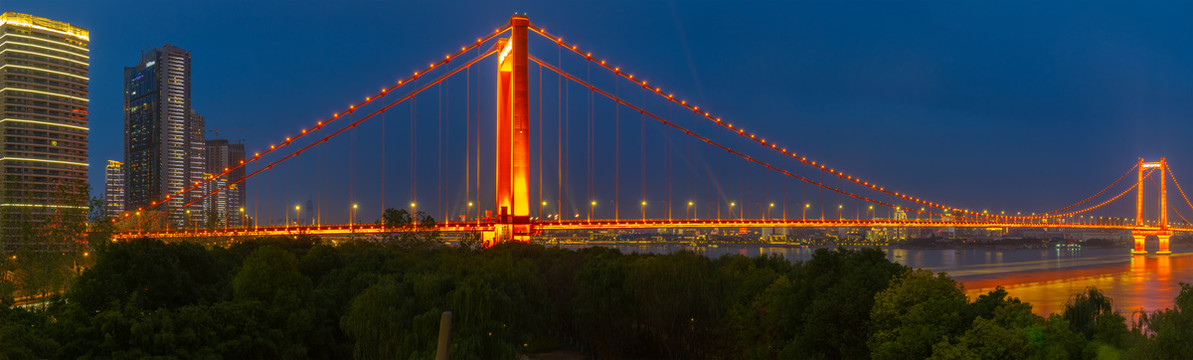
641,200,647,221
803,203,810,220
838,204,843,220
239,207,245,230
768,203,774,220
688,201,694,220
186,209,192,231
729,202,736,221
295,205,301,227
351,204,358,229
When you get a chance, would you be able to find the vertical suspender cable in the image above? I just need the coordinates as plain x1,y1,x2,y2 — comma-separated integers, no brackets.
584,61,589,216
538,62,543,221
381,86,386,213
465,66,470,220
411,94,416,210
437,81,442,221
557,44,562,222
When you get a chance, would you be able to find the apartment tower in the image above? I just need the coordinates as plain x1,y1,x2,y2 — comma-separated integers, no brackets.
0,13,90,249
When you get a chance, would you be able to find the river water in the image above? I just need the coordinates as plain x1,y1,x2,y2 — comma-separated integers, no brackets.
557,242,1193,316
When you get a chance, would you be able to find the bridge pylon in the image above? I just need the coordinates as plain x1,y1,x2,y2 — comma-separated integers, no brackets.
491,14,533,245
1132,158,1171,255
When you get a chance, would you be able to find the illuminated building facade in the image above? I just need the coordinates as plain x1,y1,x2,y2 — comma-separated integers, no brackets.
0,13,90,248
205,139,244,226
124,44,205,227
104,160,124,218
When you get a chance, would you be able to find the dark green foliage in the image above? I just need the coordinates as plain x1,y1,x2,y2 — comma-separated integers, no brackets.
233,245,312,310
869,269,970,360
1129,283,1193,359
785,247,908,359
381,208,442,248
69,238,231,313
9,238,1192,359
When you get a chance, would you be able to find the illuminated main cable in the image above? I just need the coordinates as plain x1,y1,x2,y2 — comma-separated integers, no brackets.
131,25,512,219
529,23,1129,222
531,55,1130,221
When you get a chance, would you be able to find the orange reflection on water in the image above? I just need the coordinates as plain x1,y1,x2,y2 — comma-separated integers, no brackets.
961,254,1190,316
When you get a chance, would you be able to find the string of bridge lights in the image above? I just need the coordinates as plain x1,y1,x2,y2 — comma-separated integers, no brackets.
532,55,1140,224
528,22,1141,222
130,25,513,226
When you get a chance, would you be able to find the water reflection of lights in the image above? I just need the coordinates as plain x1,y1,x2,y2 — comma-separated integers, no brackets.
962,254,1187,316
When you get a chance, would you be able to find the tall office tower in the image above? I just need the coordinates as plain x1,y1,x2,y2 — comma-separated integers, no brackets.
0,13,90,249
124,44,205,227
205,139,245,226
104,160,124,218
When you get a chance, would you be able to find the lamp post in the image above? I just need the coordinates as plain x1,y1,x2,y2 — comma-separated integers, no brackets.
838,204,843,220
641,201,647,221
186,209,192,231
351,204,358,230
688,201,694,220
768,203,774,220
239,207,245,231
729,202,735,222
590,200,597,222
295,205,301,228
803,203,810,220
410,202,417,224
541,201,547,220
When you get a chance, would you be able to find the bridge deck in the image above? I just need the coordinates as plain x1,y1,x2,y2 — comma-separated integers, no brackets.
112,219,1187,239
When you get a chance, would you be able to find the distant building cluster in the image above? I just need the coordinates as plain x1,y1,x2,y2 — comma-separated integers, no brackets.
0,11,251,249
113,43,245,228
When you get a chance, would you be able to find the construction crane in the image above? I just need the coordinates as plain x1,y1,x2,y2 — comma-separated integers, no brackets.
208,128,245,143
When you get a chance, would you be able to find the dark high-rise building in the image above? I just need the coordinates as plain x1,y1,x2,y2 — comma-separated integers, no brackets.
0,13,90,249
205,139,244,226
123,44,204,227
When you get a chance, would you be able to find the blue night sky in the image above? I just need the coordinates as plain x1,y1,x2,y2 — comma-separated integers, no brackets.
6,1,1192,222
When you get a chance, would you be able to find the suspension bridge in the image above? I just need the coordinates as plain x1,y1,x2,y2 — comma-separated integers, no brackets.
112,15,1191,255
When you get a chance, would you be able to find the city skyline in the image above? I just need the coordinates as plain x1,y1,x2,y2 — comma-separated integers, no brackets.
4,1,1192,217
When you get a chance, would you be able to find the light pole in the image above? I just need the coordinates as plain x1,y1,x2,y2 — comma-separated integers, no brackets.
590,200,596,222
410,202,417,224
641,200,647,221
803,203,809,220
868,205,874,220
351,204,358,230
729,202,735,222
186,209,192,231
838,204,843,220
541,201,547,220
295,205,301,228
688,201,694,220
239,207,245,231
768,203,774,220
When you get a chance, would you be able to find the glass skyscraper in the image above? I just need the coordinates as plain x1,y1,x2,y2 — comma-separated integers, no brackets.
124,44,205,227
